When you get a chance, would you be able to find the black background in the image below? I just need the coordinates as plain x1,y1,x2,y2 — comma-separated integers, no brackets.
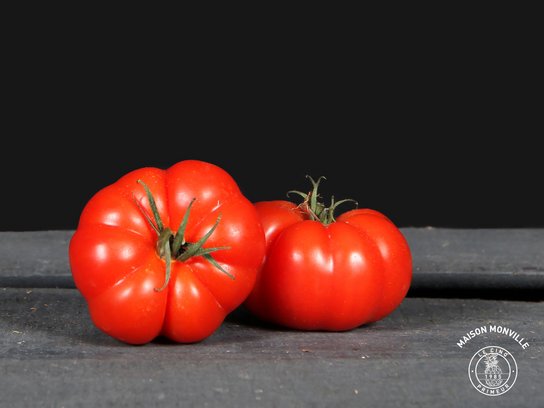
3,13,541,232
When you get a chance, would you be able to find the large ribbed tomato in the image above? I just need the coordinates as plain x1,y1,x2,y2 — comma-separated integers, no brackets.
69,160,265,344
243,176,412,331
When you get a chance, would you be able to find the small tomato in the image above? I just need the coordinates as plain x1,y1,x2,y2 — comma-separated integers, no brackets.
244,176,412,331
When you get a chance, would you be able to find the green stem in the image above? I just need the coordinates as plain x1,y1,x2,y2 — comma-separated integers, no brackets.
308,176,325,218
133,180,233,291
171,198,196,257
136,180,164,233
288,175,358,226
155,228,173,291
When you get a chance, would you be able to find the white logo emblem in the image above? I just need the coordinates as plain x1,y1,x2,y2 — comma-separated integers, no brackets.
468,346,518,396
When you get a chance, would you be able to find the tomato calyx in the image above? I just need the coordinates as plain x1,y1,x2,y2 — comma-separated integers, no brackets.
288,176,358,226
134,180,233,291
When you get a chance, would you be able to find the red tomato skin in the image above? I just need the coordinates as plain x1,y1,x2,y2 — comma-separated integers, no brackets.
242,201,307,323
336,209,412,323
160,262,228,343
243,202,412,331
70,160,266,344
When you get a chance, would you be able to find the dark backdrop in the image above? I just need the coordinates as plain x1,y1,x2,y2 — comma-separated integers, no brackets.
4,129,540,231
3,16,541,231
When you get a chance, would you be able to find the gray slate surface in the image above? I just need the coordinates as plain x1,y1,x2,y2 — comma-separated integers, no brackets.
1,229,543,407
406,228,544,291
1,229,543,291
0,231,74,288
1,289,543,407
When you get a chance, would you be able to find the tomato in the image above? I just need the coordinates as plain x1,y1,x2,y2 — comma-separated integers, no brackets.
69,160,266,344
243,176,412,331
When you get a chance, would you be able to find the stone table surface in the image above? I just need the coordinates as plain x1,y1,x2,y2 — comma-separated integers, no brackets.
0,229,543,407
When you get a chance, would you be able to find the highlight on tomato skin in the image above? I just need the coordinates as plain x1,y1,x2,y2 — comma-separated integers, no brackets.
69,160,266,344
243,176,412,331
